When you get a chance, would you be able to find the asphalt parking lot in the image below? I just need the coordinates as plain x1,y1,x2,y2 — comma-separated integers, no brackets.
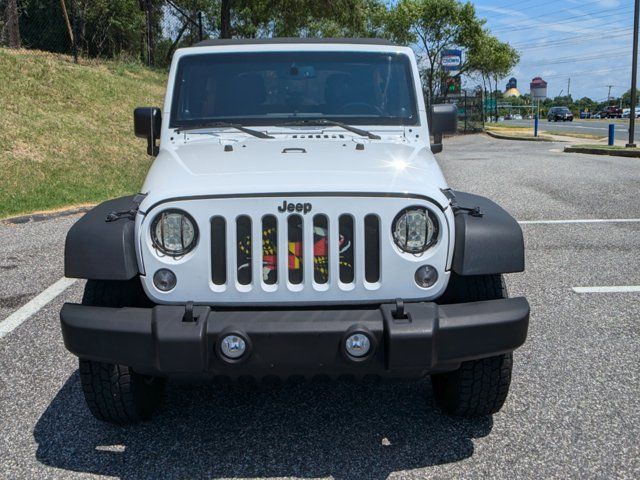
1,134,639,479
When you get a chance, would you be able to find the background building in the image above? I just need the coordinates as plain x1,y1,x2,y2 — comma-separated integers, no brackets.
505,77,521,97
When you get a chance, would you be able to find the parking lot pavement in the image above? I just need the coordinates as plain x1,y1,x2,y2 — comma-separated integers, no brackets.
1,134,639,479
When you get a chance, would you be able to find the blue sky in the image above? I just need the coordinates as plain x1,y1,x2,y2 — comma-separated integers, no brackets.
470,0,634,100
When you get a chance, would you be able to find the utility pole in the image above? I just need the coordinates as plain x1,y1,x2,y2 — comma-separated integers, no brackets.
607,84,613,103
627,0,639,148
567,77,571,98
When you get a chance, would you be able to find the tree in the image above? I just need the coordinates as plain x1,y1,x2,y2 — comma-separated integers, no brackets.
208,0,388,39
17,0,148,58
575,96,597,113
467,33,519,103
622,88,640,107
5,0,21,48
386,0,485,103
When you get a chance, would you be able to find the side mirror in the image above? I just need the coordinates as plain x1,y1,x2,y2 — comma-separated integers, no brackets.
134,107,162,156
429,104,457,154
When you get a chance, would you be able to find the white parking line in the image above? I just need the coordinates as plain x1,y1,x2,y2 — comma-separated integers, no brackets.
572,286,640,294
0,277,76,340
519,218,640,225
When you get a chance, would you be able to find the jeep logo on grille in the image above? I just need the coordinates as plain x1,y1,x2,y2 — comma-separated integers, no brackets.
278,200,312,214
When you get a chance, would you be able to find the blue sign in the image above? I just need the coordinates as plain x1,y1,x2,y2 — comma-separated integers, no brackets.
442,49,462,71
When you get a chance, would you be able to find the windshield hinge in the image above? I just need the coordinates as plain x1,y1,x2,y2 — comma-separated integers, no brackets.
105,193,146,222
441,188,483,217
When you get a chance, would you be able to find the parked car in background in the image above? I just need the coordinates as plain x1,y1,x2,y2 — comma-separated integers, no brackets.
504,113,512,120
579,110,592,119
592,112,603,119
547,106,574,122
602,106,623,118
512,114,523,120
623,108,631,118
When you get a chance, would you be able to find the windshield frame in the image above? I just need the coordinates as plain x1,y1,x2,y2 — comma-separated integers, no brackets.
169,51,420,129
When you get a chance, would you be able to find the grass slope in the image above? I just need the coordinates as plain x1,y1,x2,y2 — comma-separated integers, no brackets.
0,49,166,218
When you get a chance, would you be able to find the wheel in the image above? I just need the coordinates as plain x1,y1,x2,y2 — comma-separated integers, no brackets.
432,274,514,417
82,278,153,308
79,279,164,424
79,359,165,424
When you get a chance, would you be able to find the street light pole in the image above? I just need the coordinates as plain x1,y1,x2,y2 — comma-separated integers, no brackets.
628,0,639,148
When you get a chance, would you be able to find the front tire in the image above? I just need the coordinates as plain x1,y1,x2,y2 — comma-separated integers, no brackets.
431,353,513,417
79,359,165,424
432,274,514,417
79,279,163,424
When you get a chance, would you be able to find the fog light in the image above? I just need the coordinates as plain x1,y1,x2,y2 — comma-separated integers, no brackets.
415,265,438,288
220,335,247,359
153,269,176,291
345,333,371,358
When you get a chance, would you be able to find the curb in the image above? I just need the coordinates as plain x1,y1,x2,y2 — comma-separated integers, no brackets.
564,147,640,158
1,205,94,225
485,131,553,142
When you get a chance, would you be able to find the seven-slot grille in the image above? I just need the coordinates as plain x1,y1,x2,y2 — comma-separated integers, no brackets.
141,195,451,305
210,213,381,289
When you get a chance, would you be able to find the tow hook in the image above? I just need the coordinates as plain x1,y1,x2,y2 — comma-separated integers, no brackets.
393,298,408,320
183,301,196,322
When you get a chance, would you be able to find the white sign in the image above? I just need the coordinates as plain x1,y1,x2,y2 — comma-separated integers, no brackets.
442,56,461,67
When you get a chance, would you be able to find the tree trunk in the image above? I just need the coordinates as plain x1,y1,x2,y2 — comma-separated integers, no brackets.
5,0,21,48
145,0,154,67
220,0,231,39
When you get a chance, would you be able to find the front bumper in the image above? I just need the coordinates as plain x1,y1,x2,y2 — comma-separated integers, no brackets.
60,298,529,378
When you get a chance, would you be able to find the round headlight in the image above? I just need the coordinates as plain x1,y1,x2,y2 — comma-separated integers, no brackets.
151,209,198,257
392,207,438,254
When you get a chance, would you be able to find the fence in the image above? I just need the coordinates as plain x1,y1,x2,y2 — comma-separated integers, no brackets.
432,90,485,133
0,0,205,67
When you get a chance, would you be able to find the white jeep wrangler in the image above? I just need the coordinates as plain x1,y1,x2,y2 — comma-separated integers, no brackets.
61,38,529,425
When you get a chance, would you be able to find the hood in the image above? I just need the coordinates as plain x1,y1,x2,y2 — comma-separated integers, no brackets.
140,136,449,210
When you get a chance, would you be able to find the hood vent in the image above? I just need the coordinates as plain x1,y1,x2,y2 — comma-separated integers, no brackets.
290,134,345,139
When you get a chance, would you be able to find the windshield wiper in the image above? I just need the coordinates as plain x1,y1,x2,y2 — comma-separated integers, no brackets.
175,121,274,139
279,119,381,140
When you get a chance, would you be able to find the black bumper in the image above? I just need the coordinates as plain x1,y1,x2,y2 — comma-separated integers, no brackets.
60,298,529,378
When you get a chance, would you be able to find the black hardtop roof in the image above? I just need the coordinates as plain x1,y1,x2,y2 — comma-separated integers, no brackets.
193,37,397,48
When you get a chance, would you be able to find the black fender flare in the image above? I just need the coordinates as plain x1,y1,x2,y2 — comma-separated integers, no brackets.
64,195,142,280
448,190,524,276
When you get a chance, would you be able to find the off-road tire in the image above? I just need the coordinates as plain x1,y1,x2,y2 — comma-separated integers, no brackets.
79,359,165,424
82,278,153,308
79,279,163,424
438,273,507,304
432,274,513,417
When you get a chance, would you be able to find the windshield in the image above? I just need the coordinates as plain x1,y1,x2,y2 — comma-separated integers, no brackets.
170,51,419,128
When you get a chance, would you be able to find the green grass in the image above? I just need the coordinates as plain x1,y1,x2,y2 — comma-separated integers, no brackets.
0,49,166,218
485,124,531,130
544,131,605,140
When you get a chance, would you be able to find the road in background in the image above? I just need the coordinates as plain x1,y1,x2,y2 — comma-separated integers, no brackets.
503,118,637,141
0,135,639,478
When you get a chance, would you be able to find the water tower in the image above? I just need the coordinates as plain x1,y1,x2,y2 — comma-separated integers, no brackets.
530,77,548,100
505,77,521,97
